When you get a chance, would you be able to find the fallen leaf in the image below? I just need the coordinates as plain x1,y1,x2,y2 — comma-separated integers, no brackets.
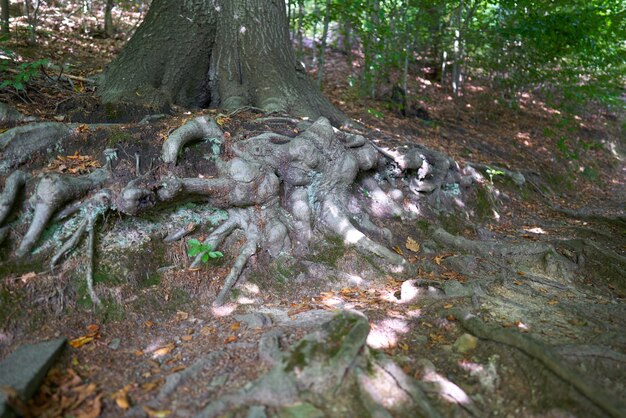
513,280,523,285
224,335,237,344
443,303,454,309
176,311,189,321
405,237,420,253
144,320,154,328
181,335,193,342
69,336,94,348
547,300,558,305
200,326,215,336
517,271,526,276
153,343,175,357
19,272,37,283
392,246,404,255
143,406,172,418
114,393,130,410
230,322,241,332
398,342,409,351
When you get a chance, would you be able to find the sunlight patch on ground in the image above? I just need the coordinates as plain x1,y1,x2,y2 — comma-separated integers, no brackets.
524,227,546,234
367,318,410,349
235,296,257,305
358,362,412,410
422,364,472,405
211,303,237,317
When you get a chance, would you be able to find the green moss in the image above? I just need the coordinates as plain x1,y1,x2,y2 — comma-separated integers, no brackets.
106,128,137,147
0,288,21,326
439,212,466,236
310,235,346,267
96,297,125,323
474,185,494,220
284,339,313,372
104,102,121,120
416,219,430,232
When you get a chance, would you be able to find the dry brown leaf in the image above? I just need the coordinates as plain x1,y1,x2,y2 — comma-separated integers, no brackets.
19,272,37,283
392,246,404,255
181,335,193,342
200,326,215,336
74,394,102,418
69,336,94,348
114,393,130,410
144,320,154,328
176,311,189,321
434,252,454,265
547,300,558,305
443,303,454,309
513,280,523,285
224,335,237,344
143,406,172,418
405,237,420,253
153,343,175,357
230,322,241,332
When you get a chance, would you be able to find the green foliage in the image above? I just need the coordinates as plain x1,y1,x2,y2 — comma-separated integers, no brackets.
485,167,504,184
0,44,49,91
187,238,223,264
291,0,624,107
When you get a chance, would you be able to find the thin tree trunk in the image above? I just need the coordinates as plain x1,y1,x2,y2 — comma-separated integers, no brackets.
1,0,9,35
296,0,304,62
452,0,463,97
402,43,410,115
316,0,331,89
312,0,318,65
104,0,114,37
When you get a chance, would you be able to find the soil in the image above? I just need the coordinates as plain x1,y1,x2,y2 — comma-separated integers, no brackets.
1,3,625,418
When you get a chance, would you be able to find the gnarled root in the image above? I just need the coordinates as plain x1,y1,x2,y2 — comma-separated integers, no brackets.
0,170,29,225
17,168,110,257
161,116,224,164
452,309,626,418
196,311,439,418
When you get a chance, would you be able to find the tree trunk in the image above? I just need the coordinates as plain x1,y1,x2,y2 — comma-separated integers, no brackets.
316,0,331,89
1,0,9,35
104,0,114,38
99,0,347,125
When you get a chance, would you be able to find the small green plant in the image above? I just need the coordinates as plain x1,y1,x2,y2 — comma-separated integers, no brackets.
0,48,49,91
367,108,384,118
485,167,505,184
187,239,223,263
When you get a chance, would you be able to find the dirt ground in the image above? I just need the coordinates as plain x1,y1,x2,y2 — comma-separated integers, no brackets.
1,3,625,418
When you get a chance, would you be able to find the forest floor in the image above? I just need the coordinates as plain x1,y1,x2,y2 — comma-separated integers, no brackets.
1,4,625,418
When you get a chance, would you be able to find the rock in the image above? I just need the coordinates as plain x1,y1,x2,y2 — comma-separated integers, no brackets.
276,403,324,418
235,312,273,329
453,333,478,354
108,338,121,350
443,281,472,297
0,338,66,418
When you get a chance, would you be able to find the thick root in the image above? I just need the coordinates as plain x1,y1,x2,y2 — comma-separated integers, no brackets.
17,168,110,257
161,116,224,164
453,309,626,418
0,170,28,225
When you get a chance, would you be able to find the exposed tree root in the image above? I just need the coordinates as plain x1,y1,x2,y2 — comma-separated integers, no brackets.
196,311,440,418
0,170,28,225
452,309,626,418
162,116,224,164
4,115,468,305
16,168,110,257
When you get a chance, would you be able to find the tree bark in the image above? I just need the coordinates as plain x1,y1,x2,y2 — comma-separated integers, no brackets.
104,0,114,38
99,0,347,125
1,0,9,35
